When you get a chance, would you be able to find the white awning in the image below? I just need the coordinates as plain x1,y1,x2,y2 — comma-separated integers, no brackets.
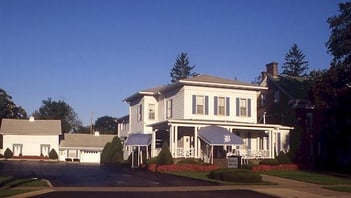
125,133,152,146
198,125,244,145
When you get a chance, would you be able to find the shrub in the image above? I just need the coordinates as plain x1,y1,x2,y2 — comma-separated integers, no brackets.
49,149,58,159
157,142,173,165
101,137,123,165
208,168,262,183
177,158,202,165
259,159,280,165
276,151,291,164
0,153,4,158
4,148,13,159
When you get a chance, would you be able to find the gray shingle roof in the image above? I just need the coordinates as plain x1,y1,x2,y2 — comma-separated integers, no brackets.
60,133,116,149
180,74,255,86
0,118,62,135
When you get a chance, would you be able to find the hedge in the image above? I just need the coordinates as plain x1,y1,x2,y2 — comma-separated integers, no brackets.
208,168,262,183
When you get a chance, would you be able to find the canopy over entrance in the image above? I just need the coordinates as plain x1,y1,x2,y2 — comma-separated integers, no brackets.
198,125,244,145
125,133,152,146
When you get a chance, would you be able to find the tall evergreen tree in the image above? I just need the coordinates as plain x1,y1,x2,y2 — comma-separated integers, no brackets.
282,44,309,77
170,52,198,83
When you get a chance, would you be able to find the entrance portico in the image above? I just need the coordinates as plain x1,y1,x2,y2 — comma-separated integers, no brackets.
149,119,292,162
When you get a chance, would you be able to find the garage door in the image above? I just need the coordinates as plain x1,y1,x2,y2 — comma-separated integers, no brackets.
80,151,101,163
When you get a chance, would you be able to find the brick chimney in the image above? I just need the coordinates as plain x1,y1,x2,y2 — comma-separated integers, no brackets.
266,62,278,77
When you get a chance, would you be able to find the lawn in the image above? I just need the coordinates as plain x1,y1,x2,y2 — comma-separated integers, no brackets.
170,171,276,185
0,176,49,198
260,170,351,185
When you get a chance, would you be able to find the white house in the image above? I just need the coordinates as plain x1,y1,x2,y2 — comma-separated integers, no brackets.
0,117,61,157
59,132,116,163
118,74,293,164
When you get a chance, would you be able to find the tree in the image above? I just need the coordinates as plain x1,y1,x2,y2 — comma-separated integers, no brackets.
0,88,27,124
326,2,351,68
282,44,309,77
157,142,173,165
170,52,198,83
33,98,82,133
94,116,117,134
101,137,123,164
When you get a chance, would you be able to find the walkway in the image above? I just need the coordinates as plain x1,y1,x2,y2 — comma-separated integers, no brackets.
7,174,351,198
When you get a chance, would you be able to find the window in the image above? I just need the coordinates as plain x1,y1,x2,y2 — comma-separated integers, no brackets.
196,96,204,114
137,104,143,121
166,99,172,118
148,104,155,120
260,94,266,107
40,144,50,157
214,96,230,116
236,98,251,117
218,97,225,115
192,95,208,115
240,99,247,116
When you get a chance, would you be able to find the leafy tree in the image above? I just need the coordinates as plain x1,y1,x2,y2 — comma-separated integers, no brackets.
326,2,351,68
0,88,27,124
33,98,82,133
101,136,123,164
94,116,117,134
282,44,309,77
170,52,198,83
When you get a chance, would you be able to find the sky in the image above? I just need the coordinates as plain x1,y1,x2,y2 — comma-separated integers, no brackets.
0,0,345,126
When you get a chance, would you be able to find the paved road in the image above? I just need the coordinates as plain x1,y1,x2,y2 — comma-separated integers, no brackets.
31,190,276,198
0,161,218,187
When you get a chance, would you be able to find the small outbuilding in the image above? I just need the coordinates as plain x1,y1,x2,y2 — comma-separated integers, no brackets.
59,132,116,163
0,118,61,157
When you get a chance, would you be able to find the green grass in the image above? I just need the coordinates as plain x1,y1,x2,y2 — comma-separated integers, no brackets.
0,189,32,198
0,176,49,187
261,170,351,185
323,186,351,193
170,171,276,185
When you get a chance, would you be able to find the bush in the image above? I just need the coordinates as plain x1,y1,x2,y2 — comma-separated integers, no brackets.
4,148,13,159
276,151,291,164
208,168,262,183
101,137,123,165
49,149,58,159
0,153,4,158
157,142,173,165
176,158,202,165
259,159,280,165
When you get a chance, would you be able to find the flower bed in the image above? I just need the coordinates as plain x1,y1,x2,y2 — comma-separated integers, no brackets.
148,164,220,173
12,155,49,160
252,164,299,172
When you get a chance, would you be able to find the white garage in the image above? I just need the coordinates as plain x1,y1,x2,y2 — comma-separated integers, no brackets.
59,133,115,163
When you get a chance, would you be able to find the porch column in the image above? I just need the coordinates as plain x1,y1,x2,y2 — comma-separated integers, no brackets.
151,130,156,158
174,125,178,158
169,125,174,157
194,127,198,158
269,130,274,158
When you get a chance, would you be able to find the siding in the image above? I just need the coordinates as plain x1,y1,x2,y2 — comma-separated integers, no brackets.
183,85,258,123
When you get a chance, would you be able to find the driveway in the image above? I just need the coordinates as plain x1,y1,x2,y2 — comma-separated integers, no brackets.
0,161,216,187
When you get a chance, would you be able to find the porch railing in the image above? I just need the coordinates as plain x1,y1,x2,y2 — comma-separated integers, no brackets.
236,149,270,159
176,148,195,158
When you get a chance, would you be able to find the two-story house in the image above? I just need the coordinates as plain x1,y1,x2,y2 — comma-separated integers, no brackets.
118,74,292,164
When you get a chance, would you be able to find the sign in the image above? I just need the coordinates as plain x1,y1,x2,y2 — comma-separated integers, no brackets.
227,156,239,168
224,135,231,143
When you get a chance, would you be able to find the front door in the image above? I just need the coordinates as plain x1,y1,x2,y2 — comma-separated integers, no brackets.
184,136,191,157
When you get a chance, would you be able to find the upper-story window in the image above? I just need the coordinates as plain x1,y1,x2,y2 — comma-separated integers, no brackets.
137,104,143,121
214,96,230,116
166,99,173,119
274,91,280,104
236,98,251,117
148,104,155,120
192,95,209,115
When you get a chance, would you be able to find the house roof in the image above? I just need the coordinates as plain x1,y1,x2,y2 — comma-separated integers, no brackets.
0,118,62,135
124,74,266,102
60,133,116,149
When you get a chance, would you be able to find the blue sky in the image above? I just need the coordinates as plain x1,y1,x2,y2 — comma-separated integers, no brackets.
0,0,344,126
